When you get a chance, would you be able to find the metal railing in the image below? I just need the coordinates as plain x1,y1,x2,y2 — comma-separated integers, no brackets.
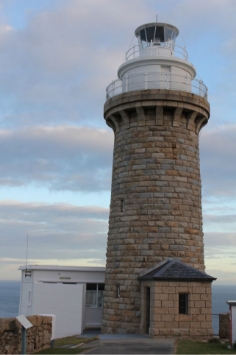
125,42,188,62
212,314,219,336
106,72,208,100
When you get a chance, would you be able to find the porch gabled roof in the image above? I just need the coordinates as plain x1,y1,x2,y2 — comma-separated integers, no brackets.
138,258,216,282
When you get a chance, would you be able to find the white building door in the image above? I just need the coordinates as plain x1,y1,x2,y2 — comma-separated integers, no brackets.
32,282,84,338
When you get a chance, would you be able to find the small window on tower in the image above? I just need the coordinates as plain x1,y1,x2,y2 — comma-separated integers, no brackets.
117,285,120,298
121,199,125,212
179,293,188,314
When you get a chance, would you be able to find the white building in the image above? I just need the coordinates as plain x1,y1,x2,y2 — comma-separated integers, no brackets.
18,265,105,339
227,301,236,347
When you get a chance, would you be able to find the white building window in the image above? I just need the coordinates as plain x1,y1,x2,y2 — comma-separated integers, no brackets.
86,283,104,308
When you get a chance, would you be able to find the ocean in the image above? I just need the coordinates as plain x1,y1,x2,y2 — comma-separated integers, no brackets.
0,281,21,318
0,281,235,334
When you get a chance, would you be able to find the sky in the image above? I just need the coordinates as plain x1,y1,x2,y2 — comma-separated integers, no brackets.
0,0,236,285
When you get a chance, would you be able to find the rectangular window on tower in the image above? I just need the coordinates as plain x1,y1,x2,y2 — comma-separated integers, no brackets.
179,293,188,314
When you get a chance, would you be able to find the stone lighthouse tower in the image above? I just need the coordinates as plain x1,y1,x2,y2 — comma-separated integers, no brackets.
102,22,216,338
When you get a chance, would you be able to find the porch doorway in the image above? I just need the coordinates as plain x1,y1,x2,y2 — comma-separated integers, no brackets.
145,287,150,334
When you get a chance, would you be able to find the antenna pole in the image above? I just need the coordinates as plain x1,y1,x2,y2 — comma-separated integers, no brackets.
156,14,158,22
26,235,28,269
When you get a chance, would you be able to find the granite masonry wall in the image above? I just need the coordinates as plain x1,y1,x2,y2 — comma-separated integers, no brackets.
102,89,211,334
0,315,52,354
140,280,213,339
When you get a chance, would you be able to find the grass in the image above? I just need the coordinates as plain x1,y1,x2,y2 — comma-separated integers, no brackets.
176,339,236,354
34,347,88,354
35,335,236,354
54,335,98,346
33,335,98,354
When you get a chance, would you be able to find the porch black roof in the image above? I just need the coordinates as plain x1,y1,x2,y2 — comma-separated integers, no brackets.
139,258,216,282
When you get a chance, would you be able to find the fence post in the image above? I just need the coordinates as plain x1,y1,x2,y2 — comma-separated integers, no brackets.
16,316,33,355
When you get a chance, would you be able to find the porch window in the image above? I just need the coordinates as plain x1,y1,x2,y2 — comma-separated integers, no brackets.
179,293,188,314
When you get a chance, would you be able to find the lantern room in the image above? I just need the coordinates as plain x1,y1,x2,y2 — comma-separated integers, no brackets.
135,22,179,48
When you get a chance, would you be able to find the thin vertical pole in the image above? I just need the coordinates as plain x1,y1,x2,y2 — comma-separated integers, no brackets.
26,235,28,267
22,327,26,354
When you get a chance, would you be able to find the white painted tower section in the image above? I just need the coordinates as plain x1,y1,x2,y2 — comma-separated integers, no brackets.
107,22,207,99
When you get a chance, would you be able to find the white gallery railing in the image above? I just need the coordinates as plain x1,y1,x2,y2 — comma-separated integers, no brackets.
106,72,208,100
125,43,188,62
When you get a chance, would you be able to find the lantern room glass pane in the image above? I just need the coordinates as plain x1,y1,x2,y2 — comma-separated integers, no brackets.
164,27,177,45
140,29,146,42
154,26,164,43
145,26,155,43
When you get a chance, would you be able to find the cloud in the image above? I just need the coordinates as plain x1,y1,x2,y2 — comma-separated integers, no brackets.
200,124,236,199
0,201,109,265
2,111,236,199
204,214,236,224
203,214,236,234
205,268,236,285
205,232,236,248
0,257,105,280
0,0,152,127
0,0,234,129
0,126,113,191
2,121,235,199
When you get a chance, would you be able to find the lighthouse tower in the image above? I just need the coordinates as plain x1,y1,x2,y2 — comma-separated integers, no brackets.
102,22,215,338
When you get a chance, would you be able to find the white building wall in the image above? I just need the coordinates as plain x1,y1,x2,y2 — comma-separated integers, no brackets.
18,276,33,316
32,282,84,339
232,306,236,344
85,308,103,328
31,269,105,284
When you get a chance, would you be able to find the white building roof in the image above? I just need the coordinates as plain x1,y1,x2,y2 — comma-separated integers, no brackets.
19,264,106,272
